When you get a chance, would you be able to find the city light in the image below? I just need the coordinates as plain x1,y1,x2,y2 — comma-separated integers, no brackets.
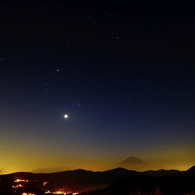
15,179,29,183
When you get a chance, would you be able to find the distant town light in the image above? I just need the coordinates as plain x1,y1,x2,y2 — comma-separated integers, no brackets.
43,181,49,186
15,179,29,183
51,191,78,195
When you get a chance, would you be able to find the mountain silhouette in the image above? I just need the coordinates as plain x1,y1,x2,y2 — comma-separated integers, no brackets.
3,166,195,193
118,156,157,171
85,175,195,195
79,166,195,195
31,167,69,173
119,156,147,164
181,166,195,176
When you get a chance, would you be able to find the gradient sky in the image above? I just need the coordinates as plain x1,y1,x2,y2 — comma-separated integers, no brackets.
0,0,195,173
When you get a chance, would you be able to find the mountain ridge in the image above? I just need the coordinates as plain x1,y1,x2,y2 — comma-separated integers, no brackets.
2,166,195,193
5,165,195,177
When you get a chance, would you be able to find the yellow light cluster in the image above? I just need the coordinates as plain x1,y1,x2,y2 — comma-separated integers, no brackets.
15,179,29,183
12,184,23,188
52,191,78,195
54,191,66,194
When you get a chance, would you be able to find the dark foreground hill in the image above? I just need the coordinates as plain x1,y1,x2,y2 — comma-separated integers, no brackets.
81,175,195,195
4,168,139,192
2,166,195,193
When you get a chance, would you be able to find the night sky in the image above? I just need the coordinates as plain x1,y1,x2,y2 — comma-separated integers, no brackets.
0,0,195,173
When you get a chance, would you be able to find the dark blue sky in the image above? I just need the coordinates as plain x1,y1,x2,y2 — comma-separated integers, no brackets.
0,0,195,173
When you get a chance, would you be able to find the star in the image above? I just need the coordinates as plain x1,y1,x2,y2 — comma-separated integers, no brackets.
64,114,68,119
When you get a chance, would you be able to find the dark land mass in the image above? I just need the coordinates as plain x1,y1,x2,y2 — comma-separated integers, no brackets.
0,166,195,194
82,175,195,195
2,168,139,193
81,166,195,195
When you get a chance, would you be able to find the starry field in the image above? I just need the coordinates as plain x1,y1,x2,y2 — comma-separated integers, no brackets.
0,0,195,173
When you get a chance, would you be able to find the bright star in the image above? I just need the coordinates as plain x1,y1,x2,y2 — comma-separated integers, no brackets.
64,114,68,119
